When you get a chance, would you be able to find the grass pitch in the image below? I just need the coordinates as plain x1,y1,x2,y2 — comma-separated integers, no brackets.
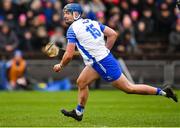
0,90,179,127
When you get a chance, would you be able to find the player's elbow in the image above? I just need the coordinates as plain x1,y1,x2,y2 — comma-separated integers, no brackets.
113,31,118,39
108,30,118,39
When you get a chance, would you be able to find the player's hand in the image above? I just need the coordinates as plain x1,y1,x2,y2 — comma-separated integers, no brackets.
53,64,63,72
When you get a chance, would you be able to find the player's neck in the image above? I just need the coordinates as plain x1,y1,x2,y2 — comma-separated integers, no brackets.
75,17,82,21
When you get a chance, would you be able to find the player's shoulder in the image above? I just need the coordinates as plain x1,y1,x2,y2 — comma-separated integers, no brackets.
83,18,98,24
67,19,81,30
72,18,83,26
69,18,85,33
75,18,98,24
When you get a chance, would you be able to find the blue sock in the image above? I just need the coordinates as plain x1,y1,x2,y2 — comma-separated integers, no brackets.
76,104,84,113
156,88,166,96
156,88,161,95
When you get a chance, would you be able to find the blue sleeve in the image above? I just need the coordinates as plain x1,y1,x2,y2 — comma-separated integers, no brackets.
66,26,78,43
98,22,106,32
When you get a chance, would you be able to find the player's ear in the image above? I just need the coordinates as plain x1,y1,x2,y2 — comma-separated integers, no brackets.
73,11,81,20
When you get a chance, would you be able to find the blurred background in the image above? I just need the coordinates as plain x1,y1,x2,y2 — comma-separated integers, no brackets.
0,0,179,91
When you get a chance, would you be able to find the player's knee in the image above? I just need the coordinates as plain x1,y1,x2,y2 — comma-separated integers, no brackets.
125,86,135,94
76,78,86,89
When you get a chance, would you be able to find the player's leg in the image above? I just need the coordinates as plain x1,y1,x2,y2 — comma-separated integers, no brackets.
76,65,99,107
112,73,178,102
112,74,157,94
61,65,100,121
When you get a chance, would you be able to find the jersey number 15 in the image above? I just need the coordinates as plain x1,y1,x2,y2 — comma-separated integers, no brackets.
86,24,101,39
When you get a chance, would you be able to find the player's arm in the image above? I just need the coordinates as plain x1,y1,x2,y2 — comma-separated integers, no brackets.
53,25,78,72
60,43,75,66
53,43,75,72
103,26,118,50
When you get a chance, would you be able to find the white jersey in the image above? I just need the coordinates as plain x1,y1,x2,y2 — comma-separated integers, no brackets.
66,18,110,65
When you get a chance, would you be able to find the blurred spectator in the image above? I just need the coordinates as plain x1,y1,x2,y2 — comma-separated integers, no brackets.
6,50,30,90
12,0,30,14
109,6,121,16
96,11,106,24
89,0,106,14
54,0,62,14
33,26,48,51
165,0,176,12
48,13,61,30
168,19,180,53
12,0,31,5
44,1,54,28
80,0,91,15
30,0,43,16
15,14,33,51
107,13,122,52
53,0,63,27
129,0,142,12
143,0,157,18
130,10,139,25
119,15,138,53
174,5,180,19
1,0,17,28
26,10,34,23
141,7,154,34
107,6,121,30
120,0,130,15
83,0,106,21
50,27,66,49
81,1,96,20
135,21,149,44
0,16,5,27
66,0,77,4
156,2,174,37
0,23,19,53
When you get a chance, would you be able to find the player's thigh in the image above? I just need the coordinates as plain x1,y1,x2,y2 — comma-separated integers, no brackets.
111,73,133,91
77,65,100,87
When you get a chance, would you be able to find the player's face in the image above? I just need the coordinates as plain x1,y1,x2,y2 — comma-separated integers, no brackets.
63,11,74,25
